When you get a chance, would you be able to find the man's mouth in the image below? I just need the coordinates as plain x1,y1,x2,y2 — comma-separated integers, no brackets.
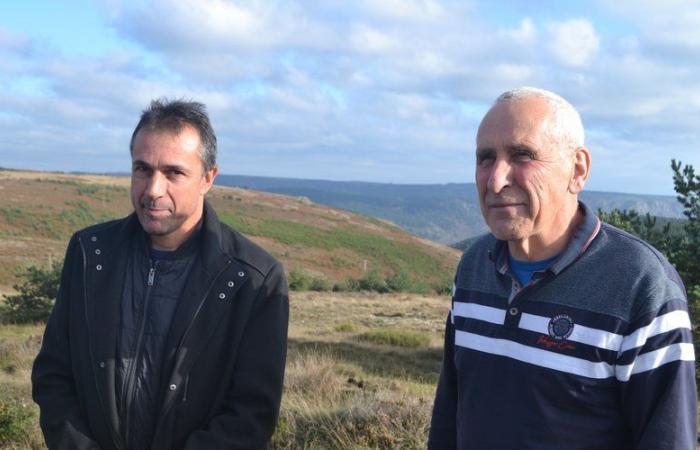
143,205,171,215
488,202,524,208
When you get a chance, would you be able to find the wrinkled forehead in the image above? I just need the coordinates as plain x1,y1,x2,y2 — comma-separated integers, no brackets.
476,98,554,147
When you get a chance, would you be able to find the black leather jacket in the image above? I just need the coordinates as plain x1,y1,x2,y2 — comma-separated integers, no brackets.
32,201,289,450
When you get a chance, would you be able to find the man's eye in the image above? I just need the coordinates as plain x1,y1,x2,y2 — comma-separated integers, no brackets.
477,155,495,166
513,151,534,161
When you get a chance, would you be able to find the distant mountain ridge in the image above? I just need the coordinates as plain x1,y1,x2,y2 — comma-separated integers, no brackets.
215,174,684,244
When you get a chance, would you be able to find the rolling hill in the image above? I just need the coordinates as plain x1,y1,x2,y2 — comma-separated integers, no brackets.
0,169,460,293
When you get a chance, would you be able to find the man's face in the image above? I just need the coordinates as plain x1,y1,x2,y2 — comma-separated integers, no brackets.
130,125,217,249
475,98,576,252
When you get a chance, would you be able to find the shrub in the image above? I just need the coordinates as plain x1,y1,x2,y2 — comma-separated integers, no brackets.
335,322,357,332
333,279,359,292
385,269,412,292
358,269,388,293
357,328,431,348
0,397,33,446
308,277,331,292
288,267,311,291
3,260,62,323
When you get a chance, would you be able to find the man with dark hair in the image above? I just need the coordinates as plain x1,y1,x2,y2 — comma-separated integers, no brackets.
428,87,696,449
32,98,289,449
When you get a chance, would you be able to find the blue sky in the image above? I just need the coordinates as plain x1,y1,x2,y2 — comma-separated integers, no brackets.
2,0,699,195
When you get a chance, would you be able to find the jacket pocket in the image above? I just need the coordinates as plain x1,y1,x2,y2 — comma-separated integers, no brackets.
181,374,189,403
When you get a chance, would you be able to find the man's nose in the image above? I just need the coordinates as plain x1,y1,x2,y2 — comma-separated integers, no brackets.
145,172,167,199
487,159,512,194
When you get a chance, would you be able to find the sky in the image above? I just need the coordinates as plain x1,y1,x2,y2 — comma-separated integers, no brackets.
1,0,699,195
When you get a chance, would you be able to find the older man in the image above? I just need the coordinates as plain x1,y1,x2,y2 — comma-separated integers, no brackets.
428,87,696,449
32,99,289,449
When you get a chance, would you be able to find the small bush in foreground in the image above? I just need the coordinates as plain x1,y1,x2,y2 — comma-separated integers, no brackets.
0,397,34,447
357,329,431,348
3,260,62,324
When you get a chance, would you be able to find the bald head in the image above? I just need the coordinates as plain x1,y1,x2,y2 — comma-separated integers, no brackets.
481,87,585,156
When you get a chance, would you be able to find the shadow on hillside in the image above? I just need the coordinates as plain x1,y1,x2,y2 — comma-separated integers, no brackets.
288,338,443,384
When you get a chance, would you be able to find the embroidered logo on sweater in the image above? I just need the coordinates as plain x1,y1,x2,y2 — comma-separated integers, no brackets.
548,314,574,340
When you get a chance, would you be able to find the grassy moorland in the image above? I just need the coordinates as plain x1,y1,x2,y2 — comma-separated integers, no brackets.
0,292,449,449
0,169,459,292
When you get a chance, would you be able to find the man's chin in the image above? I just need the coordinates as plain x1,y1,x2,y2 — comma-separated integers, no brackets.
138,217,173,237
488,221,528,242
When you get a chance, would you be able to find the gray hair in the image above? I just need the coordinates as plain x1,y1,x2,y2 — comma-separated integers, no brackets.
130,98,217,172
495,87,585,151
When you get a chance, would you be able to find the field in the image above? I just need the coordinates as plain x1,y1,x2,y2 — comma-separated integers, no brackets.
0,292,449,449
0,170,460,292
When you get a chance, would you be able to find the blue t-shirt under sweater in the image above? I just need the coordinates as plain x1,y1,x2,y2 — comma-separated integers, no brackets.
508,254,559,286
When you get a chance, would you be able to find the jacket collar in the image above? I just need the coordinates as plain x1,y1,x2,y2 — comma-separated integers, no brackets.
491,201,601,275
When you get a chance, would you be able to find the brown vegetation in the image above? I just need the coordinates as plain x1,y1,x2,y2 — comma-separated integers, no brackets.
0,292,450,449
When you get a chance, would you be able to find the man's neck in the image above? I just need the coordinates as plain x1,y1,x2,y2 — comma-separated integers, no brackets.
508,203,582,261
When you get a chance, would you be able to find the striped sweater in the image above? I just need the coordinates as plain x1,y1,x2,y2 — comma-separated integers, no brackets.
428,202,697,449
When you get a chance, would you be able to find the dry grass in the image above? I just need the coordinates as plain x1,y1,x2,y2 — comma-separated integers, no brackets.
0,293,450,449
0,325,44,449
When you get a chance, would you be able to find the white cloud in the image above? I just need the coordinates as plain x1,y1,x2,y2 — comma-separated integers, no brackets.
499,17,536,44
547,19,600,67
2,0,700,193
357,0,447,22
349,24,398,54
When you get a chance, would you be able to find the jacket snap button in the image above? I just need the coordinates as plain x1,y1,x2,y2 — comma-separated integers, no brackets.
91,236,97,242
509,307,519,316
99,361,105,368
227,281,235,287
96,264,103,271
95,249,101,255
219,293,226,299
169,384,177,391
238,271,245,277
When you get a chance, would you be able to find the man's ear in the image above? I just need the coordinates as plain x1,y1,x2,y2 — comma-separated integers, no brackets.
201,166,219,196
568,147,591,194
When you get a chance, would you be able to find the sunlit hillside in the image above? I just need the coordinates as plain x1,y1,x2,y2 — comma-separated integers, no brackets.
0,169,460,293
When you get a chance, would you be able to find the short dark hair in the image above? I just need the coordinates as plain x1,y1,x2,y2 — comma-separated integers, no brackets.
130,98,217,172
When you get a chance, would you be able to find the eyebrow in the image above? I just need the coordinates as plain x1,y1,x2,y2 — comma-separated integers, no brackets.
476,147,495,158
132,160,189,173
506,143,536,154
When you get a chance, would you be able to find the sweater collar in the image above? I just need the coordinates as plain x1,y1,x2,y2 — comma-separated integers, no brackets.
491,201,601,275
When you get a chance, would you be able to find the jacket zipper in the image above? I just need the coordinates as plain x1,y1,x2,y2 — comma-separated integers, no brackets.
79,237,126,450
121,260,158,446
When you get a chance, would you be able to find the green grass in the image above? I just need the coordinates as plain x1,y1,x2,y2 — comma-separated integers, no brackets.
2,202,120,240
335,322,357,332
217,211,258,235
356,329,431,349
248,219,449,281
